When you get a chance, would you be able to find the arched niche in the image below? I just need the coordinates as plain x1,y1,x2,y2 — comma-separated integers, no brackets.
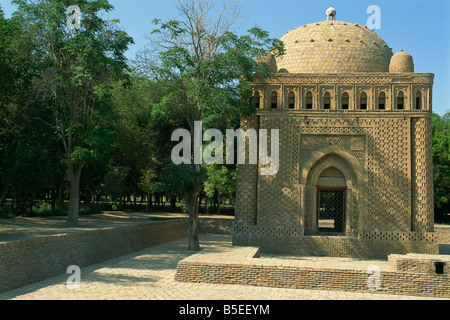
300,146,366,237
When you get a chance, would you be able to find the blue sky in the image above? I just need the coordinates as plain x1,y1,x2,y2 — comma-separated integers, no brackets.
1,0,449,115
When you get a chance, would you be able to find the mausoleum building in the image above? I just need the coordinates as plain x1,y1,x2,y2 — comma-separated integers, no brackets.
233,9,438,259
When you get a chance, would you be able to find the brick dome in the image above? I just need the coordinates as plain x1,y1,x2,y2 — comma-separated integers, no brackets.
276,21,393,73
257,53,278,73
389,50,415,73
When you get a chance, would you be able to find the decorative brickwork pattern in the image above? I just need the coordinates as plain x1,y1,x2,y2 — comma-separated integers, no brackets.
253,73,433,111
235,17,436,258
412,118,435,233
233,231,438,259
234,116,259,225
234,113,436,257
254,74,434,86
360,231,438,242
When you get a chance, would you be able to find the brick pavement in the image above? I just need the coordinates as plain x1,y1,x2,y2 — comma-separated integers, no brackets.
0,234,446,301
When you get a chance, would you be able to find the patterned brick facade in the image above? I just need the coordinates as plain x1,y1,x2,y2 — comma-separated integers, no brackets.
233,18,437,258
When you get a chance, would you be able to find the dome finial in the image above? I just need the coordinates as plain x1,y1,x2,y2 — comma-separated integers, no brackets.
326,6,336,21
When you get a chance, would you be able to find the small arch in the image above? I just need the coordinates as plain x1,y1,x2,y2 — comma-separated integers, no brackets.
253,91,261,108
341,92,349,110
271,91,278,109
288,91,296,109
359,92,368,110
378,92,386,110
301,146,367,187
305,91,313,110
323,92,331,110
397,91,405,110
318,167,346,187
415,91,422,110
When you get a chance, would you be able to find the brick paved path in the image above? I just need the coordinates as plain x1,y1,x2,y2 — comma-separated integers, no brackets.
0,234,445,301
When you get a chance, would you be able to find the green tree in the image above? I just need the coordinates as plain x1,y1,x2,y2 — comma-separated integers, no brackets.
157,159,202,210
1,4,67,215
0,6,21,207
0,6,15,102
432,112,450,221
13,0,134,225
140,0,284,250
110,75,161,209
204,163,236,215
110,73,185,210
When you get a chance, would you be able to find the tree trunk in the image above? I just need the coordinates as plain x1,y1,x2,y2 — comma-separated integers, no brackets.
11,196,15,215
0,187,8,207
205,197,210,215
29,197,33,217
15,197,21,216
198,194,203,213
67,163,83,227
119,195,124,210
51,188,56,210
0,185,9,207
217,193,222,215
145,194,151,212
188,163,201,251
57,185,65,209
85,193,90,207
170,195,176,211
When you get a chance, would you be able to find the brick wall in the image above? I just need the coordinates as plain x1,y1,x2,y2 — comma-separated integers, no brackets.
233,232,439,259
435,225,450,244
176,262,450,298
175,247,450,299
198,216,234,235
0,219,188,293
389,254,450,275
235,112,437,258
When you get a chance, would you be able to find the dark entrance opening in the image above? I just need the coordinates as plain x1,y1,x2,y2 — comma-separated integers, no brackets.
435,262,445,275
317,189,346,234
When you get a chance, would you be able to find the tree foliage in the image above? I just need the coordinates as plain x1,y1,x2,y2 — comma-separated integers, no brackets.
11,0,134,225
432,112,450,219
138,0,284,251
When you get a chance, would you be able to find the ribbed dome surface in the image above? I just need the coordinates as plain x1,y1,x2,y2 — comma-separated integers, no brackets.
276,21,393,73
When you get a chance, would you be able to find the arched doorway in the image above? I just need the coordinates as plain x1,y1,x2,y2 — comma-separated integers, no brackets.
301,147,366,237
317,167,346,235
